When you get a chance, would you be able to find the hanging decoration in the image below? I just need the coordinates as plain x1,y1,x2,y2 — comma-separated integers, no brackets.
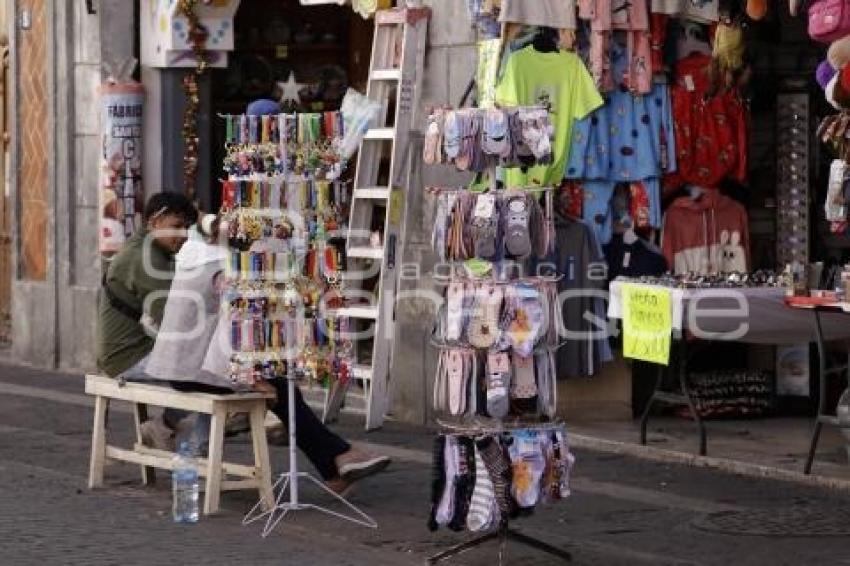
278,72,306,108
178,0,209,201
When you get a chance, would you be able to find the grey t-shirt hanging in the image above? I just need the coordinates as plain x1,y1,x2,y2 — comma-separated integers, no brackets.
499,0,577,29
553,216,612,378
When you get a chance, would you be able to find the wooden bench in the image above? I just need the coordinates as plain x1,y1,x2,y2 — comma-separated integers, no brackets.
85,374,275,515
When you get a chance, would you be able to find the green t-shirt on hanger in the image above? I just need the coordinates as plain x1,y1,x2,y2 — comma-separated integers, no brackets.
495,46,604,189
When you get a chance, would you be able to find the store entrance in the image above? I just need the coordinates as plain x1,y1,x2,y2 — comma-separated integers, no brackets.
207,0,374,210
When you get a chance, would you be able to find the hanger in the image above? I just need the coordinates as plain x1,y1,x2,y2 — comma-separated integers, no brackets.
532,27,559,54
686,184,705,200
678,22,713,58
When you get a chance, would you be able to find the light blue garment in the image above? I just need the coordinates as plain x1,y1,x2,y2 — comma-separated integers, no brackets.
645,177,662,228
580,181,616,246
566,36,676,183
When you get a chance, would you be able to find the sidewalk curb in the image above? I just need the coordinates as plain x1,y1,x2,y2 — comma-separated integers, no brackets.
568,433,850,493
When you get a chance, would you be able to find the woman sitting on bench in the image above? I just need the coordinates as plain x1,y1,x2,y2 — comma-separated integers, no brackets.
97,194,389,494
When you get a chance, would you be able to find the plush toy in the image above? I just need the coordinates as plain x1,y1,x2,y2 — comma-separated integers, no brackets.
826,73,850,110
714,23,745,72
828,35,850,72
817,59,838,90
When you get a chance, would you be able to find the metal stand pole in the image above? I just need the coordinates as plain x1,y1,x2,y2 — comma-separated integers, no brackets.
677,337,707,456
638,333,708,456
640,364,664,446
805,310,828,475
243,370,378,536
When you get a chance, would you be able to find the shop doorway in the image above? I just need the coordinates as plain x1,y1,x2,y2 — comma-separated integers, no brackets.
207,0,374,209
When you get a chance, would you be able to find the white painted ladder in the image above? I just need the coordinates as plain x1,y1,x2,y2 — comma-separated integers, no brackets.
322,7,430,431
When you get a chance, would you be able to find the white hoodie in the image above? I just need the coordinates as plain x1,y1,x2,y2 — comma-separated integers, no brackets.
144,232,240,389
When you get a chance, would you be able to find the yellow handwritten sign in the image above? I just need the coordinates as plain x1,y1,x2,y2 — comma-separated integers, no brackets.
622,284,672,366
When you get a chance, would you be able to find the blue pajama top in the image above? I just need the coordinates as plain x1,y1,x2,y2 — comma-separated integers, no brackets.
565,37,677,182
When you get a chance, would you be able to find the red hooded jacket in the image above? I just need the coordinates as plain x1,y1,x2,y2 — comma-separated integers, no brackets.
665,54,749,190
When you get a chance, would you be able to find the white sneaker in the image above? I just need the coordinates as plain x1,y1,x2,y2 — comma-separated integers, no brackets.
335,449,391,481
140,417,175,452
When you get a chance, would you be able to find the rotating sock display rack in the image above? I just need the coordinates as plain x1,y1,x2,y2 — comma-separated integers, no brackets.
423,105,574,564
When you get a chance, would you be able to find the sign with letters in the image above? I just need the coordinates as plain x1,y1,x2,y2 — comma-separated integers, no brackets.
99,82,144,255
622,284,672,366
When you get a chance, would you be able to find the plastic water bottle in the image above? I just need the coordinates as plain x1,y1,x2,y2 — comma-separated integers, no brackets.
172,442,199,523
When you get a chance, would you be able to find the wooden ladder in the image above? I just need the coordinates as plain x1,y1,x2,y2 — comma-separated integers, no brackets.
322,7,430,431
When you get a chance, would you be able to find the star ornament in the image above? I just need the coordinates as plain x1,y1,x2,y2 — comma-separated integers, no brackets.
278,72,305,106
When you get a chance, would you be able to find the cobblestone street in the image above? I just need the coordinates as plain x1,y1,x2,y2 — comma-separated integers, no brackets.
0,363,849,565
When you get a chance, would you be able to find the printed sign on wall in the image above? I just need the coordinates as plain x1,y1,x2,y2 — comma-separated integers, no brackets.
99,82,144,255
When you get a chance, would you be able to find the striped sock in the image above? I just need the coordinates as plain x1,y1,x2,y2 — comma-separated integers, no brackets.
466,445,496,532
476,436,512,527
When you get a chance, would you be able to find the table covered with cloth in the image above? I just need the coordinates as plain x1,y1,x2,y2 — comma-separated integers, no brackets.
607,281,850,345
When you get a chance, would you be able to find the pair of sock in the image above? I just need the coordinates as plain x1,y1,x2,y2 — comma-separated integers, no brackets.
476,436,513,527
466,445,498,532
433,436,459,528
509,432,546,509
428,436,477,532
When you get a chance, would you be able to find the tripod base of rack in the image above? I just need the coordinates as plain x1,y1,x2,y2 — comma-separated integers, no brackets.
243,471,378,537
427,526,572,565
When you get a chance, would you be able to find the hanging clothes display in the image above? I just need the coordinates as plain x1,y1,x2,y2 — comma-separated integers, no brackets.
565,33,677,244
495,46,604,189
660,189,750,275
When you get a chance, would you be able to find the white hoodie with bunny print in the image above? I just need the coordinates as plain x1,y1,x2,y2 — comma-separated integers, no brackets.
661,189,749,275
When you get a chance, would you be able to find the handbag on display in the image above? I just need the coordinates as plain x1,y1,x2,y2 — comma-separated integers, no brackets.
808,0,850,43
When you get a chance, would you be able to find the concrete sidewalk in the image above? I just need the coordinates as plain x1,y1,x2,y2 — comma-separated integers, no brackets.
2,363,850,565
